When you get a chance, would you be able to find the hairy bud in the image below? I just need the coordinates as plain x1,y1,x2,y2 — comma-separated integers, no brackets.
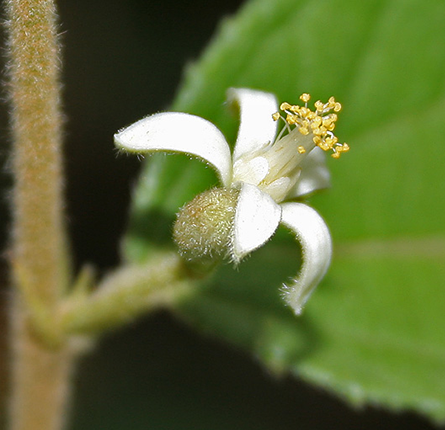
173,187,239,264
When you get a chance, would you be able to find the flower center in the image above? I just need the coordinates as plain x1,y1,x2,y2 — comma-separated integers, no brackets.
233,93,348,203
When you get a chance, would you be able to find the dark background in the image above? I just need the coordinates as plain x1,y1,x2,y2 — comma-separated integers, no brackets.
0,1,440,429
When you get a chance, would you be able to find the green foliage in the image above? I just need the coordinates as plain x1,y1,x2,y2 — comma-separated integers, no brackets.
124,0,445,422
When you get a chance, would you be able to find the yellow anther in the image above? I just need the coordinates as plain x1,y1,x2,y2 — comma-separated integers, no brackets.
311,117,322,128
334,102,342,112
314,100,324,112
299,127,309,136
325,137,334,147
312,127,323,136
272,112,280,121
298,146,306,154
280,102,292,110
299,107,310,117
322,118,333,128
313,136,322,145
286,114,297,125
300,93,311,103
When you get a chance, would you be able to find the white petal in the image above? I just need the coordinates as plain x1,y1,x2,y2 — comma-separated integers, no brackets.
232,183,281,263
114,112,232,187
232,156,269,185
227,88,278,163
280,202,332,315
261,176,294,203
287,147,330,198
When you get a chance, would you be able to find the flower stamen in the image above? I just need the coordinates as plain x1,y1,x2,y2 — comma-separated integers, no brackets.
274,93,349,158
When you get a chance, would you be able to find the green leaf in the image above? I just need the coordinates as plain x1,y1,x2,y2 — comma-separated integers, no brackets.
123,0,445,422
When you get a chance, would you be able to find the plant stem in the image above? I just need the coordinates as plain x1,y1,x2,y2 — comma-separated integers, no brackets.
9,306,75,430
6,0,68,299
61,253,195,336
5,0,73,429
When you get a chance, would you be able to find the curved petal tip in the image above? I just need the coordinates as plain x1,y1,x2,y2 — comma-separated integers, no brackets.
114,112,233,186
279,202,332,315
228,88,278,163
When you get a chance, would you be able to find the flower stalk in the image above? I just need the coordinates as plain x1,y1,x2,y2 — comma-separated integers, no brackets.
60,253,195,336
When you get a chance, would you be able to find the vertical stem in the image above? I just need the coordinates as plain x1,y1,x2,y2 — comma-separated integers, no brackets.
9,311,74,430
5,1,73,429
6,0,68,299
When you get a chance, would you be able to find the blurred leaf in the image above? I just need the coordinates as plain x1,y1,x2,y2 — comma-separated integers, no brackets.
123,0,445,423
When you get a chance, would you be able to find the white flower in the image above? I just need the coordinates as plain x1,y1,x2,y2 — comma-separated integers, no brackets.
114,88,349,314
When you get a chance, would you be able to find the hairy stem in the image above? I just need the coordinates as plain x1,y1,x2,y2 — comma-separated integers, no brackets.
62,253,195,336
5,1,73,429
6,0,68,299
9,305,75,430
